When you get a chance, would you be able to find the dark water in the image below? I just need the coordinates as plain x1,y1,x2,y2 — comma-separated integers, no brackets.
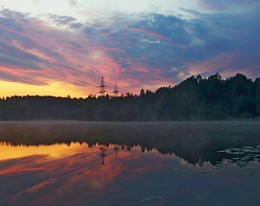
0,121,259,206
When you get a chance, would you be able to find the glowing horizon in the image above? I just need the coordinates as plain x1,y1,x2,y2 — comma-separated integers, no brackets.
0,80,88,98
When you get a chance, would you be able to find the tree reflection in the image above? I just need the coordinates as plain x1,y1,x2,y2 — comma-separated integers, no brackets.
0,121,259,166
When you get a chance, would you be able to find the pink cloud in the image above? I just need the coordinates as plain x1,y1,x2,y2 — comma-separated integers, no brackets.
188,52,259,79
189,52,236,75
1,8,259,98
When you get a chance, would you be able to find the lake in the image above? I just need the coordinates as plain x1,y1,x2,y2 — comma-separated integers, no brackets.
0,121,259,206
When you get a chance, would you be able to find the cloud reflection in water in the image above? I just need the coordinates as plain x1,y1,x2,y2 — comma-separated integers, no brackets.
0,121,259,206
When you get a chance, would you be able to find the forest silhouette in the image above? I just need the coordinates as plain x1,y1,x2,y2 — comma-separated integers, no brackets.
0,73,259,120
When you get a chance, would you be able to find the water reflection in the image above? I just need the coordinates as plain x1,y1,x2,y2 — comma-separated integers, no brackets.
114,145,119,159
0,121,259,206
1,140,259,167
0,121,259,166
99,146,107,165
218,146,260,167
0,141,86,160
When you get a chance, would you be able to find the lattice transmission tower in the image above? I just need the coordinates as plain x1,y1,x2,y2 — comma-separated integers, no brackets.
99,77,106,96
113,84,119,97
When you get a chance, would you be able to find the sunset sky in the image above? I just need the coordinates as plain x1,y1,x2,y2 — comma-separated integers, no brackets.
0,0,259,97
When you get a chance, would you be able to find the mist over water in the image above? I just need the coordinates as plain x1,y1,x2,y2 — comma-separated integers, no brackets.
0,121,259,206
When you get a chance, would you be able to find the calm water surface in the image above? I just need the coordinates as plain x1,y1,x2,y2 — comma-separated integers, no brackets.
0,121,259,206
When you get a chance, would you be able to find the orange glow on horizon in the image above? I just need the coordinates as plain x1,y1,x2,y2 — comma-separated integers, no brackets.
0,80,90,98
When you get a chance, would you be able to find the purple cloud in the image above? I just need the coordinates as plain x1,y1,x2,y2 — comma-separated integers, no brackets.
0,6,259,96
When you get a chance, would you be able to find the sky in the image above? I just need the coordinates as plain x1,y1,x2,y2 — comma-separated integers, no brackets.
0,0,259,97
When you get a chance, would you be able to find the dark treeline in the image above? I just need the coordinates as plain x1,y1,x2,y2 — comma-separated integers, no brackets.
0,73,260,120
